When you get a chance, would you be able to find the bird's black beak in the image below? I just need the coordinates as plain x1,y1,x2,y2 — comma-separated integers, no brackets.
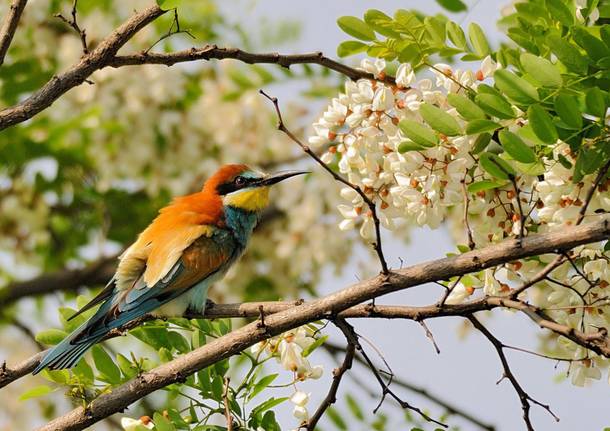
259,170,309,186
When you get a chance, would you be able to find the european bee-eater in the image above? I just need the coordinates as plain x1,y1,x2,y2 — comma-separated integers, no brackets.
33,164,307,373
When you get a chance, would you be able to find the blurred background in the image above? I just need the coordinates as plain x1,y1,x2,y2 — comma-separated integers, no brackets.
0,0,607,430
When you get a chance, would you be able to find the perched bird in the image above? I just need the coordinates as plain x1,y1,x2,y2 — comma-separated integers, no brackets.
33,164,307,373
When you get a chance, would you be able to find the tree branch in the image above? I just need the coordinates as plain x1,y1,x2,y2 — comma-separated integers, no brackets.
31,219,609,430
0,0,27,66
54,0,88,55
305,321,355,430
108,45,395,84
334,319,447,427
324,341,496,431
0,34,396,131
468,316,559,431
0,4,167,131
0,255,117,307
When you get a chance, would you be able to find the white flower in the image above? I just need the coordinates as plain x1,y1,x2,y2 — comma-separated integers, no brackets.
121,417,154,431
290,390,311,420
396,63,415,88
571,360,602,387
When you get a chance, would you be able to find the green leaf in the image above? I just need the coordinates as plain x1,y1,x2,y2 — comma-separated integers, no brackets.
398,141,427,152
545,0,574,26
467,179,507,193
399,120,438,147
479,152,516,180
554,93,582,129
168,331,190,354
472,133,492,154
572,27,610,62
337,16,376,41
527,105,558,144
447,21,467,50
248,374,278,401
251,397,289,416
475,94,515,119
116,354,138,379
447,93,486,120
547,35,589,74
91,345,121,384
40,369,70,384
419,103,462,136
519,53,562,87
211,375,224,400
327,407,348,430
585,87,607,118
436,0,467,12
302,335,328,357
465,119,501,135
468,23,490,57
73,358,94,385
157,0,181,10
35,329,68,346
337,41,368,57
261,411,281,431
601,25,610,48
364,10,399,38
493,69,539,104
346,394,365,420
130,326,170,350
498,130,537,163
153,412,176,431
19,385,52,401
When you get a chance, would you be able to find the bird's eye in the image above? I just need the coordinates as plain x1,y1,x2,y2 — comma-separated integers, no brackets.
234,176,246,186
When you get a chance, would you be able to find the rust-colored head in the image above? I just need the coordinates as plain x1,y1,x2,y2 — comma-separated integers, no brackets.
202,164,250,194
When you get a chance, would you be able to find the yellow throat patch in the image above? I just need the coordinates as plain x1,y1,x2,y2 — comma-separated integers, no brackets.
224,187,270,212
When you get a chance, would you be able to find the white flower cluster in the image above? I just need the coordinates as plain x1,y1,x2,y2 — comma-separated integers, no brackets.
252,326,323,425
310,58,610,386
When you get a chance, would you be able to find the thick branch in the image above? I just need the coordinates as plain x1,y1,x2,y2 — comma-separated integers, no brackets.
33,219,609,430
0,38,395,131
0,0,27,66
0,4,166,131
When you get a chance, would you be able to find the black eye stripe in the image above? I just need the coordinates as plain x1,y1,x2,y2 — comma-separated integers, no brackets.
216,175,256,195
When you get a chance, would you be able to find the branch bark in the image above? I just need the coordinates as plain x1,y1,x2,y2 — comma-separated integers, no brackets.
0,255,117,307
305,324,355,430
0,0,27,66
0,4,166,131
0,26,395,131
30,218,609,431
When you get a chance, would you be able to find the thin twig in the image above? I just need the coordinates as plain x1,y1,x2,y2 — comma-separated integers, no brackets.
259,89,389,274
418,320,440,354
438,275,463,307
324,342,496,431
0,0,27,66
223,377,233,431
510,159,610,299
144,8,194,54
468,315,559,431
461,175,476,250
305,324,355,430
334,319,448,428
509,175,526,244
54,0,88,54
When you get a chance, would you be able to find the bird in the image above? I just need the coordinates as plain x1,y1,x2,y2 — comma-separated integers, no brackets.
33,164,308,373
